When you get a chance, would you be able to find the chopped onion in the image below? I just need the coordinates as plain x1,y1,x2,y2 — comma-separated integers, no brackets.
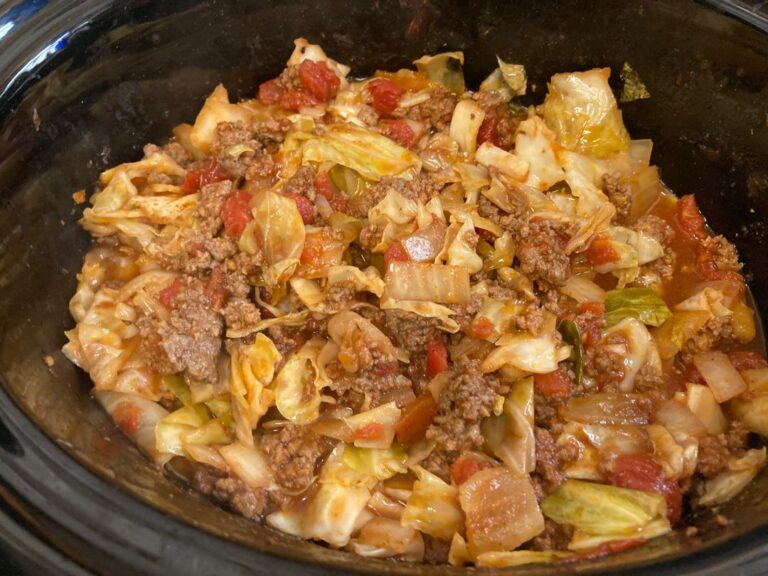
692,351,747,403
561,393,651,426
686,383,727,435
402,220,446,262
383,261,470,304
653,399,708,437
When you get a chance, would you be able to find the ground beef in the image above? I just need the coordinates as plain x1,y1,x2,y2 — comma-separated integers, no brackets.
633,214,675,246
644,250,677,282
633,362,665,399
531,519,575,551
447,294,482,332
252,118,290,151
512,301,545,335
701,235,742,272
325,280,358,311
400,87,457,130
584,335,627,392
157,281,223,382
516,218,572,286
198,180,233,236
244,153,279,188
421,449,452,483
261,424,335,492
603,173,632,222
143,142,193,169
283,165,316,200
266,324,302,357
423,535,451,564
426,359,509,453
534,392,565,433
354,173,441,217
358,223,384,251
472,92,522,150
477,193,528,236
534,427,576,494
697,421,751,478
383,309,442,354
212,121,263,179
329,367,415,408
680,315,734,364
221,297,261,332
697,435,730,478
193,465,270,520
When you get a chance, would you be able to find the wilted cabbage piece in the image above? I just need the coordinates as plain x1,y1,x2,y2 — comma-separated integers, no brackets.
229,334,281,444
302,123,421,181
272,338,328,424
402,466,464,540
242,189,305,264
604,288,672,328
542,68,630,157
482,377,535,475
481,333,570,374
413,51,466,94
541,480,670,549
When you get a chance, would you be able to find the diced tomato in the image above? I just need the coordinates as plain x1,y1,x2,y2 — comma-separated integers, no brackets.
394,392,438,445
205,267,227,311
450,455,494,486
694,243,745,290
468,316,495,339
278,89,320,111
382,119,416,148
298,59,340,102
180,159,228,194
477,115,499,146
534,370,572,398
112,402,142,436
353,422,386,441
314,169,334,198
579,301,605,315
220,189,253,238
300,233,324,265
283,192,315,225
368,78,404,117
258,78,283,105
384,241,410,267
159,277,185,309
611,454,682,523
586,234,620,265
675,194,709,242
314,170,349,213
426,338,449,377
729,350,768,371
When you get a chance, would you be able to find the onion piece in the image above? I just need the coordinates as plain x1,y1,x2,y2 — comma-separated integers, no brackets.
383,261,470,305
692,351,747,403
561,393,651,426
401,220,446,262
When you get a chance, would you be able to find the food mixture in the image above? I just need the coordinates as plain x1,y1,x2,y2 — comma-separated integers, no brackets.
63,39,768,566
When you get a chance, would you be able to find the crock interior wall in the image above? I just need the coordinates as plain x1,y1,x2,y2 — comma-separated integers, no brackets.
0,0,767,574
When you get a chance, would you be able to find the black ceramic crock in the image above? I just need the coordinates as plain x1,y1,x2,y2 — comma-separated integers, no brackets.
0,1,767,574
